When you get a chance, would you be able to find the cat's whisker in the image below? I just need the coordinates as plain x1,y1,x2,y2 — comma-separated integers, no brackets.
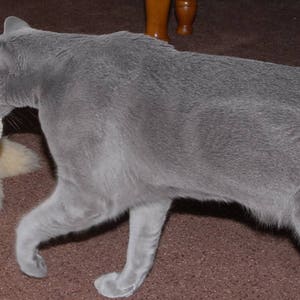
6,115,21,131
27,109,38,119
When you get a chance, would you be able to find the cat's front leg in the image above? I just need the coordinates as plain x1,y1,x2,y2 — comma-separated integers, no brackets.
94,199,172,298
16,179,105,278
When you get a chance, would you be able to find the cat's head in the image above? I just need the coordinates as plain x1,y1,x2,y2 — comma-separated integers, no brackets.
0,16,32,119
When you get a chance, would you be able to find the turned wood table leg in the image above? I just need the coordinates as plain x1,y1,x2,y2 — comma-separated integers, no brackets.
175,0,197,35
145,0,171,41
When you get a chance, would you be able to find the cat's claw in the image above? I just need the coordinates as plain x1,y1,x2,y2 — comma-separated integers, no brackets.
94,272,136,298
19,253,47,278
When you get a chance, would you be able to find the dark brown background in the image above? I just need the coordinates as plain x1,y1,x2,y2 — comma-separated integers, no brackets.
0,1,300,299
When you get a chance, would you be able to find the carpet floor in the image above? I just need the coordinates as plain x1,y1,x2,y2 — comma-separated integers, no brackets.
0,0,300,299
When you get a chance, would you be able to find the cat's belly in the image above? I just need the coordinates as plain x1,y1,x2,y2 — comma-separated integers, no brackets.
137,151,297,227
163,173,293,227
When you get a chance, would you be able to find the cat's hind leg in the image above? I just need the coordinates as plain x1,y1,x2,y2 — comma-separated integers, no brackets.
16,179,111,278
94,199,172,298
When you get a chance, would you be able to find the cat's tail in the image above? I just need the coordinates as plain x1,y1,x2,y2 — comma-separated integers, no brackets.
0,138,40,179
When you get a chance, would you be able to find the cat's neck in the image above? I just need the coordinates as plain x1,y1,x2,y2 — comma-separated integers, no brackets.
4,31,76,110
4,69,41,109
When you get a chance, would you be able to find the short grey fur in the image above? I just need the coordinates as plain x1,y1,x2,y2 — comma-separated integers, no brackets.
0,16,299,298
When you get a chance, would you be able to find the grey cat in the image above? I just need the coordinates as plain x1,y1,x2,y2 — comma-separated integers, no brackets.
0,16,299,298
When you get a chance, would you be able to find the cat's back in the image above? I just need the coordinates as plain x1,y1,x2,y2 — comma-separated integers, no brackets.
16,29,299,101
87,31,300,108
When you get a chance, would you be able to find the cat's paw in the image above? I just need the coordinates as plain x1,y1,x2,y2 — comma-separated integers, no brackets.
94,272,136,298
19,252,47,278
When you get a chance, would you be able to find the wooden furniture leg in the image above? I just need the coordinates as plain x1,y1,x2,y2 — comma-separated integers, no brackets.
175,0,197,35
145,0,171,41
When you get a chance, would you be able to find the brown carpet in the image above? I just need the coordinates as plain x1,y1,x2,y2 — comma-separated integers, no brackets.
1,0,300,299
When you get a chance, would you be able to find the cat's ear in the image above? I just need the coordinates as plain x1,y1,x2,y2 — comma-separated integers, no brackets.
3,16,31,35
